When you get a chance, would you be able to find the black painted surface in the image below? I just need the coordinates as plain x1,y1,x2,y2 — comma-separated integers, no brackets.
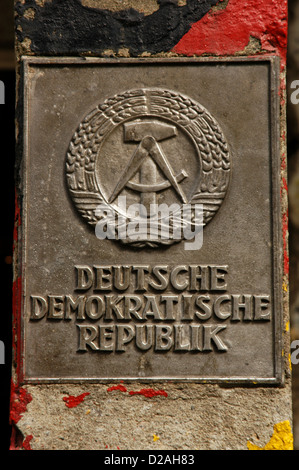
16,0,218,55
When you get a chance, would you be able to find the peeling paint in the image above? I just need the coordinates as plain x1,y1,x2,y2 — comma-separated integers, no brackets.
129,388,168,398
247,421,293,450
10,381,33,424
282,211,289,277
81,0,160,16
12,190,23,385
107,384,128,393
174,0,287,66
63,392,90,408
10,381,33,450
172,0,289,303
288,353,292,372
106,385,168,397
15,0,220,56
11,0,292,453
12,276,22,382
282,177,288,194
23,7,35,19
10,182,28,450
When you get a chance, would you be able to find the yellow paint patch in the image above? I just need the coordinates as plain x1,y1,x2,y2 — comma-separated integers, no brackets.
153,434,160,442
288,353,292,371
285,321,290,332
247,421,293,450
282,282,288,292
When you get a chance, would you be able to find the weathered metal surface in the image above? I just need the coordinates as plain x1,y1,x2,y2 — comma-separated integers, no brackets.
20,57,282,383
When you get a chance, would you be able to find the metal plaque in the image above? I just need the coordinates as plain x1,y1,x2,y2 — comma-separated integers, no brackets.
20,57,282,383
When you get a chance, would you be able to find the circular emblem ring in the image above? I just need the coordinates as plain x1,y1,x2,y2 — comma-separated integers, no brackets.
66,88,231,248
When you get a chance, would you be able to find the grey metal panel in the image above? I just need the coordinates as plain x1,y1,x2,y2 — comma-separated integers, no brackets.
20,57,282,383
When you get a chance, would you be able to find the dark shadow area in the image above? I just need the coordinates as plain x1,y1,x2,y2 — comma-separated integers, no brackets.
0,69,15,452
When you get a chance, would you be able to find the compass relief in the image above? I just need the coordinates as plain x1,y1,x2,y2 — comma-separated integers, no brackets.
66,88,231,247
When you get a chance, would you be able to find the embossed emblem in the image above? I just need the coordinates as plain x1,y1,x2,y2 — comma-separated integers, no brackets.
66,88,231,247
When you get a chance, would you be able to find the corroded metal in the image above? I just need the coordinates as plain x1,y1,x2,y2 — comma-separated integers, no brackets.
20,57,282,383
